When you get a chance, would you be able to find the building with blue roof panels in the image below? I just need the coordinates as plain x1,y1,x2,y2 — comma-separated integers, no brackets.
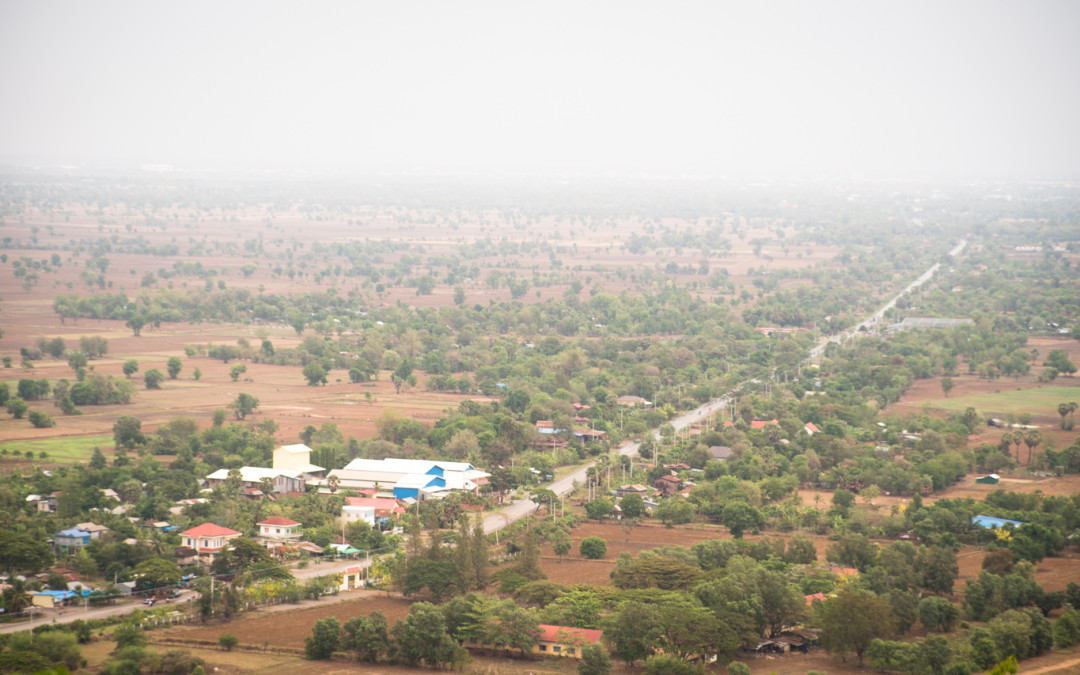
972,515,1025,529
54,528,91,555
32,590,76,608
393,474,445,500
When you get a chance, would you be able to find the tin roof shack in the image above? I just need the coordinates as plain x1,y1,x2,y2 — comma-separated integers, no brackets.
974,474,1000,485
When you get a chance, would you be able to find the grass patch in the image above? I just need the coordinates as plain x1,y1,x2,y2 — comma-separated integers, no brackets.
0,434,113,463
916,385,1080,416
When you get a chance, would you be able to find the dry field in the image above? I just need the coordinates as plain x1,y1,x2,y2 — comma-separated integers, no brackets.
0,202,845,460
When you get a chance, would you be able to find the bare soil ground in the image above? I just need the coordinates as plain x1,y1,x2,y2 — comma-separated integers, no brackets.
0,203,842,460
889,336,1080,457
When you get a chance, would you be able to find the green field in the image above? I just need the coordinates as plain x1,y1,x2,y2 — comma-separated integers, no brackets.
914,385,1080,417
0,434,113,463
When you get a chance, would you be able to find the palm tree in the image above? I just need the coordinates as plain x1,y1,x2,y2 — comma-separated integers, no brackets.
327,474,340,494
2,577,31,614
1023,429,1043,466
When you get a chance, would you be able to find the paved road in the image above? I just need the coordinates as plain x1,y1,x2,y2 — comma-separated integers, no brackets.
809,239,965,360
485,238,967,534
6,239,965,632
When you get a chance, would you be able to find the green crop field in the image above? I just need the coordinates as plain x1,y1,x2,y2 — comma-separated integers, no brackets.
914,385,1080,417
0,434,113,464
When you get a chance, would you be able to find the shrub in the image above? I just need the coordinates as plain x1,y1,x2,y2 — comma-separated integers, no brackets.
580,537,608,559
29,410,55,428
219,634,239,651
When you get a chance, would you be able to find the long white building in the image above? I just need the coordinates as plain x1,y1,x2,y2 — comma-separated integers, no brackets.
325,457,489,500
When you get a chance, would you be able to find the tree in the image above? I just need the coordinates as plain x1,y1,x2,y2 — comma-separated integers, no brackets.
1022,429,1042,465
940,377,954,398
125,315,146,336
303,362,327,386
392,602,457,668
6,397,28,419
721,502,764,538
0,530,53,574
144,368,164,389
66,350,88,370
606,600,662,665
122,359,139,378
113,620,148,650
580,536,608,559
727,663,751,675
578,643,612,675
305,617,340,660
552,529,572,562
620,493,644,519
113,415,144,448
818,588,893,665
919,596,960,633
1044,349,1077,375
343,611,389,662
218,634,239,652
132,558,183,589
166,356,182,379
193,367,202,380
826,533,879,572
585,497,614,520
28,410,55,428
917,546,959,595
230,363,247,382
229,392,259,419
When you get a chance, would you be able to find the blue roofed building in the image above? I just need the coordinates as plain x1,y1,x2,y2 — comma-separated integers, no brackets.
972,515,1025,530
32,590,76,608
393,473,446,500
54,528,91,555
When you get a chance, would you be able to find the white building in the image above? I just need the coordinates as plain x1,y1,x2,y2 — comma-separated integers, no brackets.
272,444,325,477
325,458,490,500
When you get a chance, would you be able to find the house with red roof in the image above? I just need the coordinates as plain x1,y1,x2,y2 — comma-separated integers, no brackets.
466,623,603,660
804,422,820,435
256,516,302,549
750,419,779,430
534,624,604,659
179,523,241,565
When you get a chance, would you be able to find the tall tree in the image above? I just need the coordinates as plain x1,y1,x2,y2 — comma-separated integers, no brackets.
818,588,893,665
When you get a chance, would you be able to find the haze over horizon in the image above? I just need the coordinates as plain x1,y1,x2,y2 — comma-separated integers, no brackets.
2,1,1079,181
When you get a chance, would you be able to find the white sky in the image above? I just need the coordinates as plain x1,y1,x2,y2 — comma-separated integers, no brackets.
1,1,1078,178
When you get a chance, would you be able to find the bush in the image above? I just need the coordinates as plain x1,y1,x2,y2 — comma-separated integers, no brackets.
643,654,703,675
580,536,608,559
29,410,55,428
219,634,239,651
727,662,751,675
577,643,612,675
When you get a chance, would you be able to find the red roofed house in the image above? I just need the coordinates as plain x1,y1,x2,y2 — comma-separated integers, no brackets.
467,624,603,660
179,523,241,565
534,624,604,659
804,422,820,435
750,419,779,430
256,516,302,550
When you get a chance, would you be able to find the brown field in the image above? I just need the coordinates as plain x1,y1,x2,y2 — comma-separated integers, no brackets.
0,202,844,459
889,335,1080,455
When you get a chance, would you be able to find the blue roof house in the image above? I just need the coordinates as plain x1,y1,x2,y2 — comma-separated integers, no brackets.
54,528,91,555
32,590,76,608
972,515,1025,530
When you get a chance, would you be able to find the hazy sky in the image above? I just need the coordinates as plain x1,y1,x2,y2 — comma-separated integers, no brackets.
2,1,1078,178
